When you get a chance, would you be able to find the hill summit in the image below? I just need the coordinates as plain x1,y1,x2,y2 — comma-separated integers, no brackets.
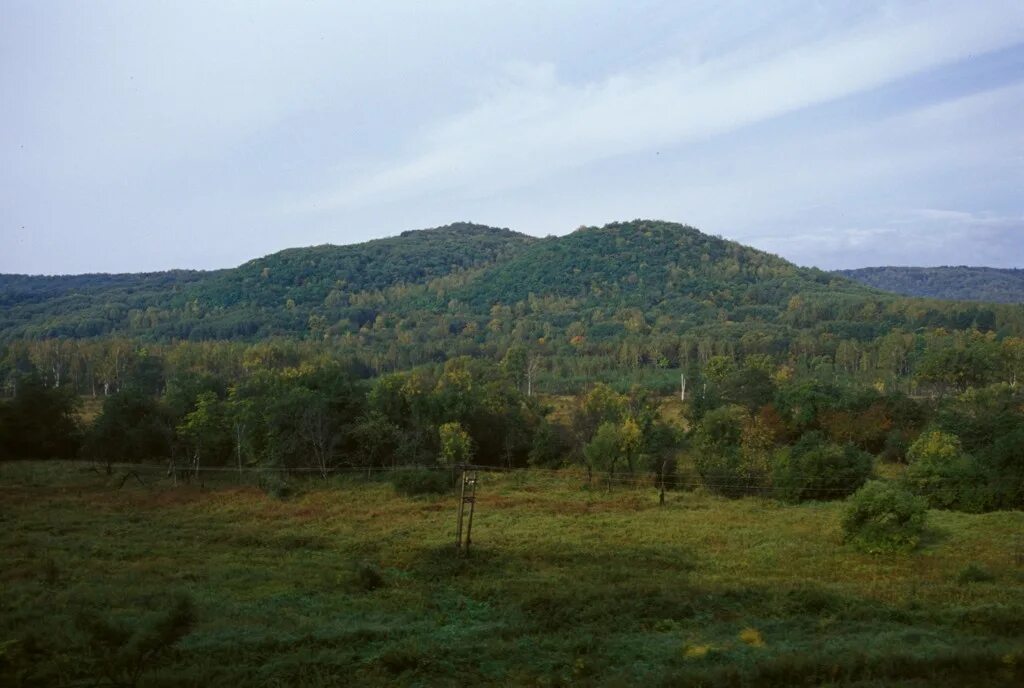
0,220,1013,358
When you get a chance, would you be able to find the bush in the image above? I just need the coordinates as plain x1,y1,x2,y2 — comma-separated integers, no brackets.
75,594,195,686
956,562,995,585
841,481,927,553
880,428,915,463
772,432,872,502
259,470,292,500
355,561,385,591
391,469,450,496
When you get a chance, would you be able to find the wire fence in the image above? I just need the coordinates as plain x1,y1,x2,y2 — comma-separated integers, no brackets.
43,458,1014,501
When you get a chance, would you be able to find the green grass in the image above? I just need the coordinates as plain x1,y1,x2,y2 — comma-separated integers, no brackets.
2,462,1023,686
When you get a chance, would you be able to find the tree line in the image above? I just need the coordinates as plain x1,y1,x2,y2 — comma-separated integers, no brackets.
2,335,1021,512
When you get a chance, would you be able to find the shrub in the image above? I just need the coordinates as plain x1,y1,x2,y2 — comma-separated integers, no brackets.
841,481,927,553
355,561,385,591
377,639,429,674
772,432,872,502
956,562,995,585
880,428,915,463
391,469,450,496
75,594,195,686
259,471,292,500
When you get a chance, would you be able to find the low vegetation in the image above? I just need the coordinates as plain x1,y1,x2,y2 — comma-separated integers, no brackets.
841,481,928,554
2,463,1022,686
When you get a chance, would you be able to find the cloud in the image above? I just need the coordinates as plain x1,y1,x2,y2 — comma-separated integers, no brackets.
756,209,1024,269
3,1,1023,273
305,1,1024,211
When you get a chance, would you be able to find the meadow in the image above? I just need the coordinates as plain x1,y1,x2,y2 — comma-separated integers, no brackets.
2,462,1023,687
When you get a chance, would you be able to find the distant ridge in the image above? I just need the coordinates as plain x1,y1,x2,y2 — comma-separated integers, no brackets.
837,266,1024,304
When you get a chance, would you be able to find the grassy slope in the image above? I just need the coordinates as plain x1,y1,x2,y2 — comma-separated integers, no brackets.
2,463,1023,686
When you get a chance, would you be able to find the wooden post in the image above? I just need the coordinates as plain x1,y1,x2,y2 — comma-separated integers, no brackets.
454,469,478,556
455,468,467,553
464,472,478,554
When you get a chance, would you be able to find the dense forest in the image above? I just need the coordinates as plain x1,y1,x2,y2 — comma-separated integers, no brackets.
839,266,1024,304
3,220,1024,513
3,221,1023,384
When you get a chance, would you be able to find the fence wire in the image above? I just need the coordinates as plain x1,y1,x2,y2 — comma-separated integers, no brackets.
62,459,1008,500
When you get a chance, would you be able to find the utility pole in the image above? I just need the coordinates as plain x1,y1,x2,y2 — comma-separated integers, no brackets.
680,373,686,401
454,468,479,556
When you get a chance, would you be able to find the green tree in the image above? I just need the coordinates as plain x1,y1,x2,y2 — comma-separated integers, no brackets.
87,390,172,473
177,391,231,480
583,421,622,488
904,430,988,511
572,383,626,445
528,418,568,468
350,412,402,469
439,421,474,466
619,416,642,474
718,365,776,412
296,389,340,479
693,405,771,497
704,355,736,383
772,432,872,502
0,373,80,461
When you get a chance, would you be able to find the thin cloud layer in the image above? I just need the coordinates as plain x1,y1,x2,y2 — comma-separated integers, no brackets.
2,1,1023,273
308,2,1024,210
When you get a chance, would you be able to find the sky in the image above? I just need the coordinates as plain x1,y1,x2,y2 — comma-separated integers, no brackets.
2,1,1024,275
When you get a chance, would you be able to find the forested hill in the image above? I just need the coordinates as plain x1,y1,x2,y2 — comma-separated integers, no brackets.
0,223,535,340
455,221,867,308
2,220,1022,362
837,266,1024,304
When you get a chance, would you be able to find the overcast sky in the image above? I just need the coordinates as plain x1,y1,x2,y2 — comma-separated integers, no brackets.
3,1,1024,275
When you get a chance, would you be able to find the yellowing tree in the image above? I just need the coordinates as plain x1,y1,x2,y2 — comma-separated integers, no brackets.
439,421,474,466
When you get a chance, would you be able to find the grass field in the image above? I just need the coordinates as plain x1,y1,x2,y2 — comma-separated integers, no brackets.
2,462,1023,686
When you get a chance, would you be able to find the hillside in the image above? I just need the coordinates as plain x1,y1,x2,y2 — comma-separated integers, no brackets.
456,220,872,314
837,266,1024,304
2,220,1021,381
0,222,535,341
3,219,871,342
